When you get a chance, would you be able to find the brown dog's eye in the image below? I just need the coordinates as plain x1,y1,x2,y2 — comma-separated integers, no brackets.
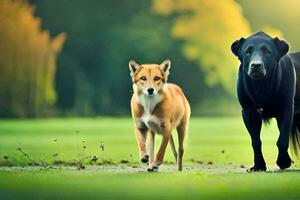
154,76,161,81
140,76,146,81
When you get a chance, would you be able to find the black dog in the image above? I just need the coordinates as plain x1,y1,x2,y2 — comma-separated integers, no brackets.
231,31,300,171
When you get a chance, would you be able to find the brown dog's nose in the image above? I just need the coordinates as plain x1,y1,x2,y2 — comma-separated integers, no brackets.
147,88,154,95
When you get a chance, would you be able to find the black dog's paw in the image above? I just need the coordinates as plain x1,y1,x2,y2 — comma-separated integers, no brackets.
147,166,158,172
247,165,267,172
141,155,149,163
277,154,293,170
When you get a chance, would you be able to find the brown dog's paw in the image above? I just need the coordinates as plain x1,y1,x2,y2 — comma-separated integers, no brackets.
141,155,149,163
147,166,158,172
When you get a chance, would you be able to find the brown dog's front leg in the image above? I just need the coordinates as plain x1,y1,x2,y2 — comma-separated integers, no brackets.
135,127,148,163
148,130,171,172
148,131,155,167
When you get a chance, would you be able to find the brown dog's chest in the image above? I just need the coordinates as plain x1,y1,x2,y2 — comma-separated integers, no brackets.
137,113,164,133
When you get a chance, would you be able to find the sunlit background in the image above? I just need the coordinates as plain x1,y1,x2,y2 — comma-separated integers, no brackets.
1,0,300,118
2,2,300,199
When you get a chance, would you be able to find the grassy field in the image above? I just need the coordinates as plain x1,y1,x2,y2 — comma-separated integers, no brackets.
0,117,300,200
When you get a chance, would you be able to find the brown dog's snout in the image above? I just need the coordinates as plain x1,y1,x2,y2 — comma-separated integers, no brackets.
147,87,154,95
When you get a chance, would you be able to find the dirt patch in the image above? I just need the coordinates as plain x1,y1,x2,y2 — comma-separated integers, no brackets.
0,163,249,174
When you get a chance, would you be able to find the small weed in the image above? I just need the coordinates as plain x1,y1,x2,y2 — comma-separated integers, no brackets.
90,155,98,163
53,139,64,162
99,141,104,151
16,147,33,163
120,160,129,164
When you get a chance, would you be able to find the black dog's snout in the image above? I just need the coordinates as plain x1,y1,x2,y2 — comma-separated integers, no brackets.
251,63,263,69
147,88,154,95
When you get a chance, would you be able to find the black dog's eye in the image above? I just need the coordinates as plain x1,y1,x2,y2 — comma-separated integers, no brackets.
154,76,161,81
261,46,271,54
140,76,146,81
245,47,253,56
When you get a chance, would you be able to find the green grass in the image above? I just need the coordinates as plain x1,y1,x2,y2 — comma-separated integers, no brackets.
0,117,300,200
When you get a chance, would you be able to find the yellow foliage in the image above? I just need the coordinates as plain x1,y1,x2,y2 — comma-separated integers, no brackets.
153,0,251,91
262,26,284,39
52,33,67,54
152,0,175,15
0,0,65,117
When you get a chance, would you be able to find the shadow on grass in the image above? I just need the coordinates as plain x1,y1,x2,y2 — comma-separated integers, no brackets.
266,168,300,173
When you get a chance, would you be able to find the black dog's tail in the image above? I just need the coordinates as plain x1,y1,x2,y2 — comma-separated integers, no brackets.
291,114,300,155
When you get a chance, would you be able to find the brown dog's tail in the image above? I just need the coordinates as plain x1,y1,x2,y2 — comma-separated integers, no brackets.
291,114,300,155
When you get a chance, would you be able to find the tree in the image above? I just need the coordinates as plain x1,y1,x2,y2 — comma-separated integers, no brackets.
0,0,65,118
238,0,300,50
153,0,251,92
29,0,211,115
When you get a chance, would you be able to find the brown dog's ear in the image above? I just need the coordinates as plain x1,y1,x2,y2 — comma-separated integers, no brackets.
160,59,171,82
231,37,245,59
160,59,171,73
273,37,289,58
129,60,141,77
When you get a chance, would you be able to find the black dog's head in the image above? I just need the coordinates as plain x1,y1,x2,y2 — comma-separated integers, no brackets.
231,31,289,80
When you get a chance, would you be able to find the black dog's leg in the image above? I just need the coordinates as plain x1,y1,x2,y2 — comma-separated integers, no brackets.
242,109,266,172
276,107,293,169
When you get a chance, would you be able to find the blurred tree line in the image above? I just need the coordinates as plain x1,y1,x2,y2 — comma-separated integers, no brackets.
238,0,300,51
23,0,242,117
153,0,251,91
1,0,294,118
0,0,65,118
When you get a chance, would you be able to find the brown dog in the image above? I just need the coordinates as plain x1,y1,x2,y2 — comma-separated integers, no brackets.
129,59,190,172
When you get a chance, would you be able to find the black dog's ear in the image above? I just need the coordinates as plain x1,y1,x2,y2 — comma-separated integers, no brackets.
273,37,289,58
231,37,245,58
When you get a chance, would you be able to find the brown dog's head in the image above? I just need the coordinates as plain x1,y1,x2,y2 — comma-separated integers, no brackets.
129,60,171,96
